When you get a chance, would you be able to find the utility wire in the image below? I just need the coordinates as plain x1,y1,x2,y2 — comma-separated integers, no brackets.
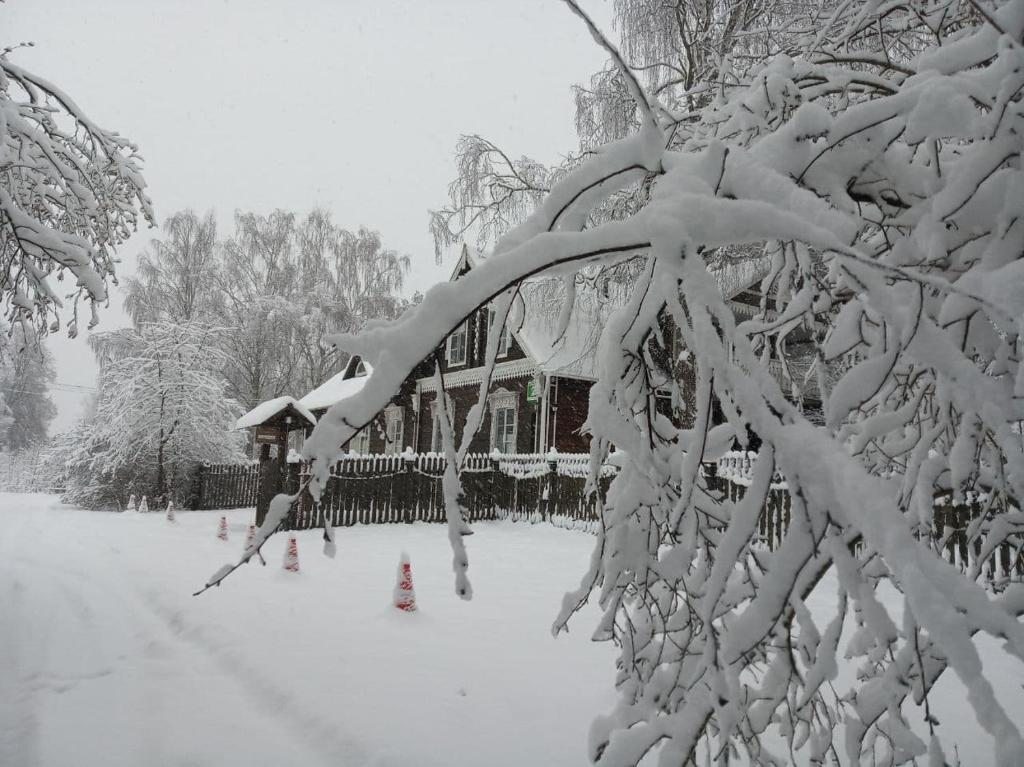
0,382,97,397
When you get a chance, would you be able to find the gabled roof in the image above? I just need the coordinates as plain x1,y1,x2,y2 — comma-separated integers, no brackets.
444,243,775,382
512,282,611,380
298,356,373,412
235,396,317,430
449,242,609,380
449,242,479,281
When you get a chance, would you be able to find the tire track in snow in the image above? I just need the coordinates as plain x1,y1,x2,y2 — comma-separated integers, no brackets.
0,552,176,767
0,576,41,767
5,546,385,767
135,584,387,767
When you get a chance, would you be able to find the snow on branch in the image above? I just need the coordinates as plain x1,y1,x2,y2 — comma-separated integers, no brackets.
0,51,155,336
206,2,1024,762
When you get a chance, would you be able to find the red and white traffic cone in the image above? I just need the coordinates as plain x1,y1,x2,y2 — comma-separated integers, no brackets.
166,501,175,523
217,515,228,541
282,534,300,573
393,552,416,612
244,524,256,553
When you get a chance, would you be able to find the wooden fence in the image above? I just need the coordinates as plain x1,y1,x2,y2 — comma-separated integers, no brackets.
197,451,1022,581
288,452,611,530
196,463,260,509
714,451,1023,581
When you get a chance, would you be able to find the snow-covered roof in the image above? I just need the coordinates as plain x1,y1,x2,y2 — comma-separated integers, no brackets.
235,396,317,430
513,285,609,380
298,361,373,412
455,242,774,381
447,243,606,379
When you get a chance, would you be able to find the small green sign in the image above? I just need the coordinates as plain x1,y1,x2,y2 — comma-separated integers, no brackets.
526,378,539,403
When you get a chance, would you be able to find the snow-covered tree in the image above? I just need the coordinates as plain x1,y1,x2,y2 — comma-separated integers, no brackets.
0,35,154,336
0,324,56,449
213,209,409,407
211,2,1024,764
124,209,220,325
122,207,410,411
60,322,244,508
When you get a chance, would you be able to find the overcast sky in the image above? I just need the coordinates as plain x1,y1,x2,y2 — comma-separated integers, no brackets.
5,0,613,433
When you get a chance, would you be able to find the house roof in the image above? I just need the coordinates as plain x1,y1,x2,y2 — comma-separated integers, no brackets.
453,243,609,380
447,243,780,384
298,358,373,412
235,396,317,430
513,283,610,380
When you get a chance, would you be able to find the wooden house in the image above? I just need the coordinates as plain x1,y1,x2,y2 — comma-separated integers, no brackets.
288,246,626,455
238,246,822,457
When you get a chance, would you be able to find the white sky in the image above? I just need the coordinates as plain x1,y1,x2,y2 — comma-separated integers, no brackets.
5,0,614,433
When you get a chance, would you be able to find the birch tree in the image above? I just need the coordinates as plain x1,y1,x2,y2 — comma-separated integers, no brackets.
124,209,219,325
213,209,409,407
210,2,1024,764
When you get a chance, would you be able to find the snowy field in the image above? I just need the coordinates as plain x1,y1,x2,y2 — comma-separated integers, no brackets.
1,493,1021,766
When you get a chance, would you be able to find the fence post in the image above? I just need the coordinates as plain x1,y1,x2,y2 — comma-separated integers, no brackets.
403,451,415,523
545,456,557,522
196,464,208,510
255,444,280,528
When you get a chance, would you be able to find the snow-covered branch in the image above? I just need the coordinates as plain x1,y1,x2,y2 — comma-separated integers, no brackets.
0,49,154,335
210,1,1024,762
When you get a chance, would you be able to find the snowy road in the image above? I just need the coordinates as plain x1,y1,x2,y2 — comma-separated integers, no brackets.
0,494,615,767
2,493,1021,766
0,496,371,766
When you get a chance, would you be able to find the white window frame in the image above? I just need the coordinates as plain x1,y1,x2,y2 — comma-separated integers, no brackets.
431,410,442,452
430,395,454,453
384,405,404,454
446,323,468,367
488,388,518,454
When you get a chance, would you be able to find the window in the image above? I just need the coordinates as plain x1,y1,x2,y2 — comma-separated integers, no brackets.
384,406,404,454
488,389,517,454
288,429,305,454
447,323,467,366
489,308,511,358
431,411,442,452
430,395,453,453
349,428,370,455
493,406,516,454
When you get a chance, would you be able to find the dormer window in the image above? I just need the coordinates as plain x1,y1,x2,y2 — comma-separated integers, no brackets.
489,308,511,358
447,323,468,366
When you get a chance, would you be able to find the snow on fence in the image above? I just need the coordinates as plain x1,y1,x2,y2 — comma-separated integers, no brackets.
716,450,788,488
197,451,1022,581
287,452,611,530
712,452,1023,582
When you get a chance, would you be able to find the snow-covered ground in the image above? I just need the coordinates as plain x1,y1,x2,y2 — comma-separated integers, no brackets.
0,493,1021,766
0,494,615,767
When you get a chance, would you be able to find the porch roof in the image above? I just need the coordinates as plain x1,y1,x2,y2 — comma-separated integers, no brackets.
235,396,317,430
298,362,374,412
